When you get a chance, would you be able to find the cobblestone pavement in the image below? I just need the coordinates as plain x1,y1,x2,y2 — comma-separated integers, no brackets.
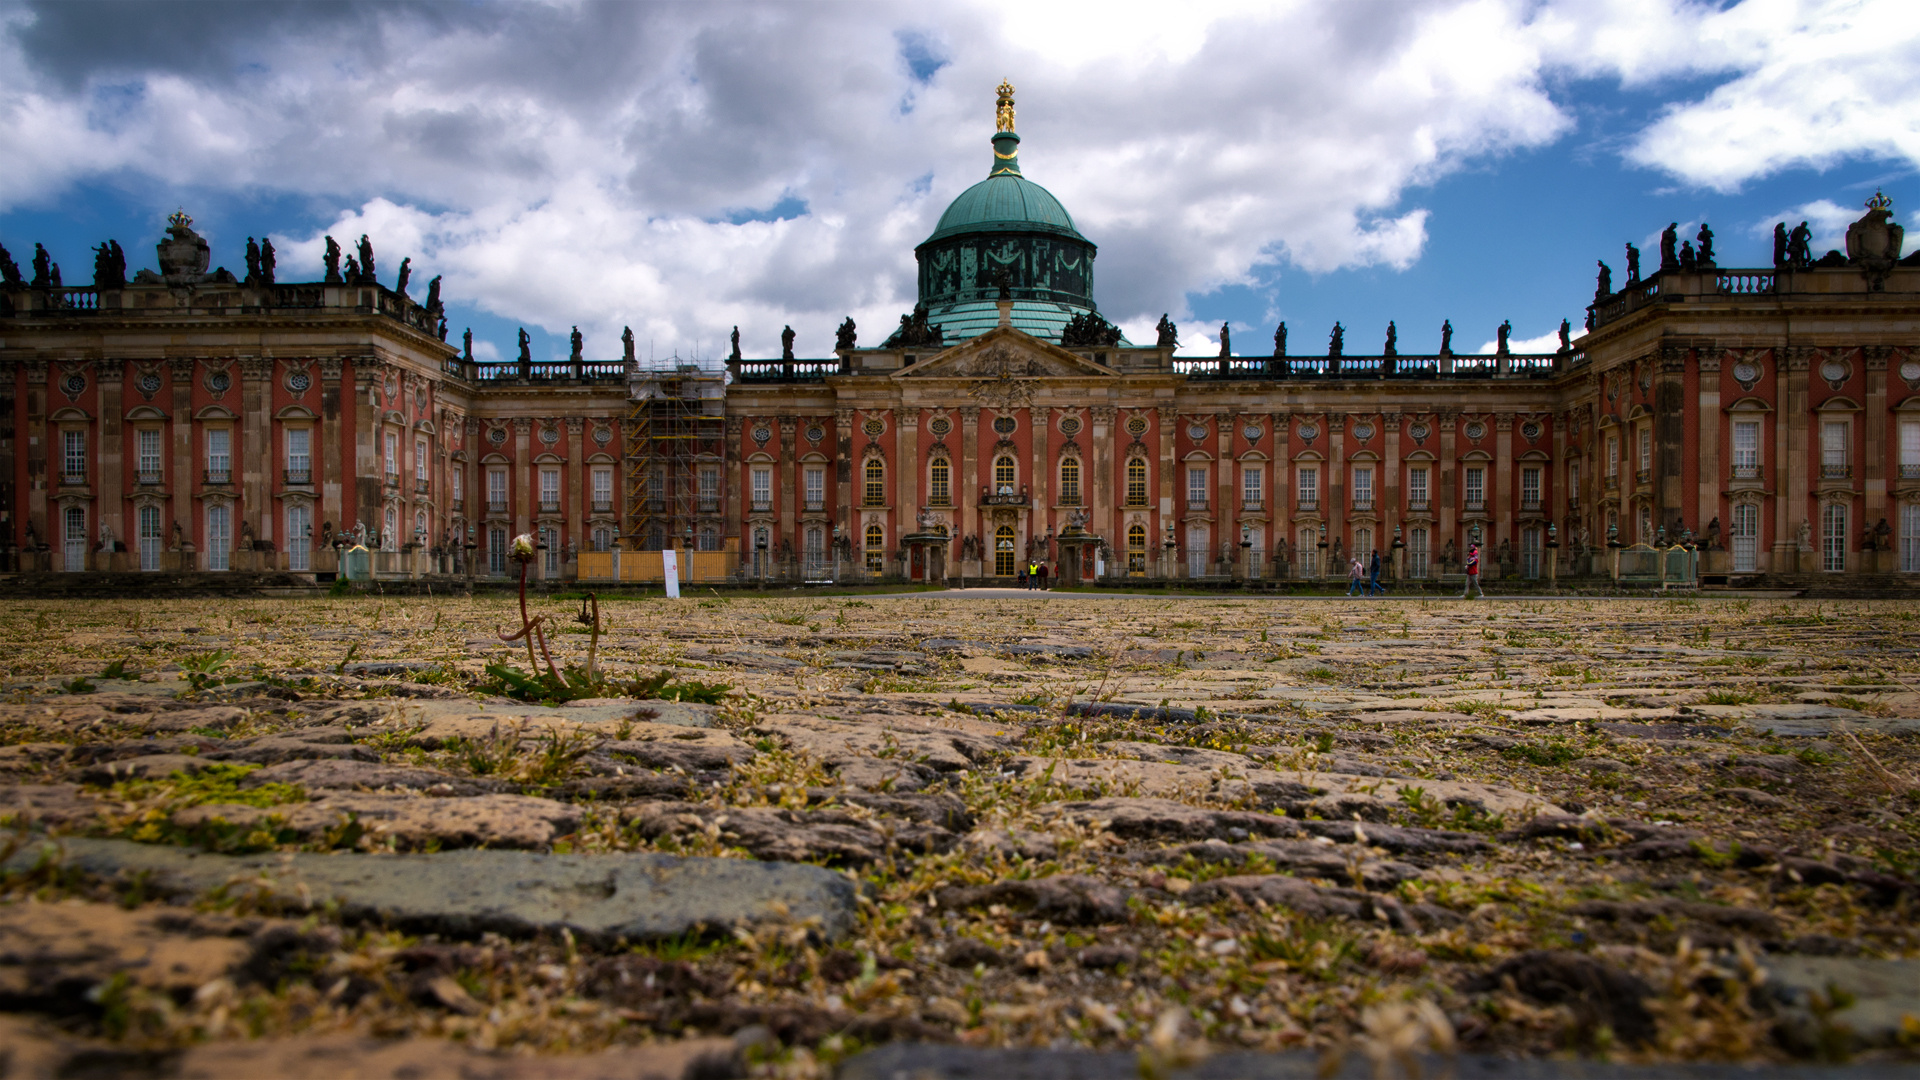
1,593,1916,1078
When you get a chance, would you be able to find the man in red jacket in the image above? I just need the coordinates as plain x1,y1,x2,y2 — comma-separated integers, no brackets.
1460,542,1485,598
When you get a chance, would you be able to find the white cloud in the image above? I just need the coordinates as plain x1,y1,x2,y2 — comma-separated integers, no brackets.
1749,198,1865,257
1476,328,1565,355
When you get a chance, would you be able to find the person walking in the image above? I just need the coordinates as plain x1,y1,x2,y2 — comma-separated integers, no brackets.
1036,559,1049,590
1460,542,1485,598
1368,548,1385,596
1346,553,1365,596
1026,560,1039,590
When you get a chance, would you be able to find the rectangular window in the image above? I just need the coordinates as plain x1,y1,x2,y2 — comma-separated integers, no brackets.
1407,466,1428,508
804,526,826,576
864,460,886,506
1637,428,1652,472
1351,466,1372,510
287,504,311,572
1408,527,1429,578
804,466,825,510
63,505,86,572
1059,458,1080,505
488,525,507,575
1126,459,1148,506
698,465,720,513
138,504,162,572
62,429,86,484
930,458,952,506
592,467,612,511
751,467,773,511
384,431,398,480
1822,501,1848,572
1733,420,1760,477
1297,466,1318,509
1464,466,1485,508
1904,503,1920,573
1242,466,1262,510
206,503,230,572
487,468,507,513
1568,461,1580,503
286,428,311,483
1606,434,1620,478
1732,502,1759,572
415,439,428,486
451,468,462,504
539,468,560,512
1822,421,1849,478
206,429,230,483
1187,466,1208,507
592,526,612,553
136,429,162,483
1902,421,1920,480
1520,466,1541,508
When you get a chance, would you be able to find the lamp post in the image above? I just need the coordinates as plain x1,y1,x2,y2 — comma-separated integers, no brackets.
1316,526,1328,580
1390,524,1404,582
1545,520,1559,592
1164,521,1176,582
831,523,841,585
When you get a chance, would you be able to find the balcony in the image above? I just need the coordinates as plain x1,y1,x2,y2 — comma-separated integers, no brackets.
1731,464,1761,480
927,495,953,508
1635,468,1652,485
1187,497,1210,512
1124,496,1149,508
136,469,164,487
60,470,87,487
591,500,613,513
697,497,721,514
487,499,509,515
803,499,825,512
1057,494,1083,507
1242,499,1264,512
284,468,312,485
1821,463,1851,480
416,479,430,494
204,468,232,485
1521,498,1542,512
750,500,773,512
1902,464,1920,480
538,500,561,515
1604,474,1620,490
384,472,399,489
979,485,1030,507
1351,499,1373,512
1406,499,1430,512
1295,499,1318,512
1464,498,1486,513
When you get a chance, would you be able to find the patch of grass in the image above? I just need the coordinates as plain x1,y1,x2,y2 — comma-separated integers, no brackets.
1500,735,1583,767
479,663,731,706
1699,690,1759,706
108,762,304,810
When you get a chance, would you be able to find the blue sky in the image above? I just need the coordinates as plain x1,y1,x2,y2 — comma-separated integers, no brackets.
3,0,1918,362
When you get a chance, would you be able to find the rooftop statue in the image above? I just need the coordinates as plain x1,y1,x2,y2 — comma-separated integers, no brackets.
1218,321,1231,357
244,237,262,283
462,327,473,361
1383,321,1397,357
1625,242,1640,283
517,327,532,365
356,235,376,283
1696,222,1715,267
396,257,412,297
622,326,635,362
995,79,1016,133
259,237,275,286
154,209,210,284
32,243,50,286
1659,222,1679,271
781,324,796,361
884,302,947,348
1328,322,1344,357
1496,319,1512,355
836,316,857,351
1679,240,1697,272
730,325,742,361
1773,223,1789,268
1787,221,1813,267
324,236,342,283
1059,309,1121,347
570,325,583,361
92,240,126,290
1845,191,1904,282
1440,319,1453,355
1558,319,1571,352
1273,322,1286,357
1155,313,1178,347
425,274,442,312
437,316,448,341
1595,259,1612,300
342,255,361,284
0,242,19,285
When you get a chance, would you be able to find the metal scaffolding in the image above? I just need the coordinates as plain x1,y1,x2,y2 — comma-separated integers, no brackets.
624,365,727,551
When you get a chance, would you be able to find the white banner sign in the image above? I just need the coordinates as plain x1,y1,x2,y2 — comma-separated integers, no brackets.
661,548,681,598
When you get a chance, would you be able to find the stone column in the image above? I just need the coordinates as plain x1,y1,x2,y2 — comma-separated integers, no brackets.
352,363,382,537
1495,412,1515,556
512,417,532,539
1031,405,1051,553
1657,345,1688,532
1157,408,1175,577
1550,409,1569,575
1777,348,1810,570
242,358,273,550
25,360,49,556
319,359,344,536
1697,351,1723,537
1091,405,1114,570
1438,410,1459,557
779,416,797,563
97,360,125,551
960,406,980,552
834,409,853,549
169,358,196,547
1328,415,1347,569
896,408,919,547
567,416,585,557
725,416,745,551
1864,347,1889,538
1272,413,1291,577
1216,413,1234,575
1383,410,1402,575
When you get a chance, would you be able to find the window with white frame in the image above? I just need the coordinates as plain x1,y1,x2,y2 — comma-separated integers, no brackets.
1637,428,1652,474
592,467,612,511
61,429,86,484
1733,420,1761,478
539,468,560,512
451,468,462,504
1408,526,1429,577
63,505,86,571
488,525,507,575
384,504,398,550
751,466,773,510
206,429,231,483
1351,466,1373,509
1242,465,1262,509
1297,466,1318,508
286,428,311,483
487,467,507,513
1606,434,1620,478
1822,501,1848,572
415,439,428,486
206,503,231,571
804,526,826,574
1407,466,1429,508
137,504,162,572
804,466,825,510
384,431,398,481
591,525,612,552
136,429,162,483
286,503,311,571
1187,465,1208,507
1901,421,1920,480
1903,503,1920,573
1822,420,1849,478
1569,461,1580,502
1520,465,1541,508
1464,466,1485,508
699,464,720,511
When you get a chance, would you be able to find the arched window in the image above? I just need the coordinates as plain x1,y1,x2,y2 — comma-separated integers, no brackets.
1059,457,1081,505
865,523,885,573
1125,458,1148,506
864,459,885,506
929,457,950,506
994,455,1016,494
1127,523,1146,575
994,524,1016,576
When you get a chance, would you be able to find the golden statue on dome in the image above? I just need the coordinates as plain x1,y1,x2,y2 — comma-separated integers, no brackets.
995,80,1016,133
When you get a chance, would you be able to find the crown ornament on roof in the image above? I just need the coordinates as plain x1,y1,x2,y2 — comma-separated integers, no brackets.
1866,190,1892,211
167,209,193,229
995,80,1016,133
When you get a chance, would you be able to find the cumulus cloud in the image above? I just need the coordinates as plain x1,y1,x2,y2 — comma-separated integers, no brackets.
3,0,1918,356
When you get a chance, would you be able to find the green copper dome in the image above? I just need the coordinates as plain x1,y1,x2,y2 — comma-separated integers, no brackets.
922,132,1088,246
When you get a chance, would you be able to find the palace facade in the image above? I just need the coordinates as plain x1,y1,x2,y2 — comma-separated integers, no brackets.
6,86,1920,587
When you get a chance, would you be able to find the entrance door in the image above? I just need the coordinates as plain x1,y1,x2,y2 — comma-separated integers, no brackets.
206,504,231,572
63,506,86,572
1731,503,1758,572
1905,503,1920,573
1186,525,1208,577
1821,503,1848,573
287,504,311,571
138,505,161,571
994,526,1015,577
910,544,926,582
1522,527,1541,579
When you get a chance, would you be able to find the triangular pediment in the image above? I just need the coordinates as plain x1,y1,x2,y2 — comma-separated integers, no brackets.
891,326,1116,379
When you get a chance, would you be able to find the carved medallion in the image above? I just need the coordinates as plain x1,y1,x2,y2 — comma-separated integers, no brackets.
1901,359,1920,385
60,372,86,398
288,371,311,394
1186,423,1207,441
1732,359,1762,389
992,416,1016,436
806,424,825,443
207,369,231,395
592,426,612,447
862,417,885,438
1058,415,1081,437
1297,422,1319,442
1521,421,1542,442
1819,358,1850,387
539,427,560,446
1351,422,1375,442
488,427,507,446
1465,421,1486,441
1241,423,1262,441
929,416,952,437
752,424,772,446
137,371,162,398
1126,415,1149,439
